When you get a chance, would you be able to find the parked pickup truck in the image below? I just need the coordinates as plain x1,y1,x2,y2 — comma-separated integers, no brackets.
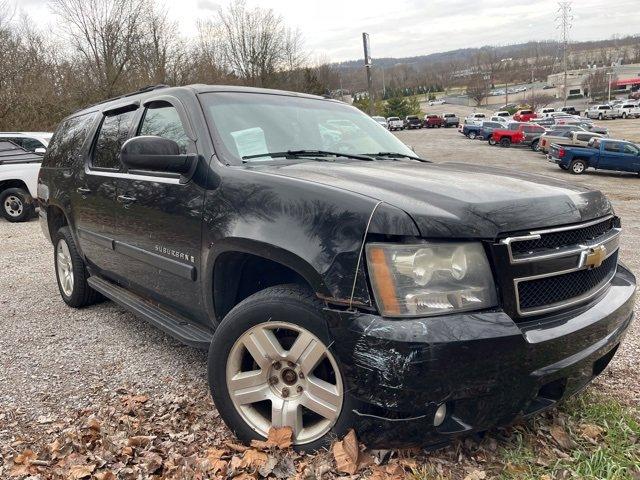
0,140,42,222
586,105,618,120
423,114,444,128
539,130,604,154
549,138,640,175
387,117,404,131
404,115,423,129
560,106,580,116
464,112,487,126
491,122,546,149
38,84,636,451
477,121,505,140
461,123,483,139
513,109,537,122
441,113,460,128
614,102,640,119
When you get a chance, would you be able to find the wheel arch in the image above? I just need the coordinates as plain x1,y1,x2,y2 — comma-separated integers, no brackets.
0,179,30,196
206,239,331,324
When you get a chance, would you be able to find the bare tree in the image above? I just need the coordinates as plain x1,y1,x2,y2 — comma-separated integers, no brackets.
582,70,616,101
50,0,149,97
466,72,490,106
216,0,304,87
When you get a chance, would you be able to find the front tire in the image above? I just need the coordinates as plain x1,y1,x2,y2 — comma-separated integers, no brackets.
208,285,355,451
1,188,34,222
500,137,511,147
531,140,540,151
53,227,102,307
488,138,497,146
570,159,587,175
468,131,477,140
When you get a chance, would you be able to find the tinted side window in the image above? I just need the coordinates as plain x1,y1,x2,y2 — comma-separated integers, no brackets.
20,138,45,152
43,112,97,168
93,110,136,169
138,104,189,154
604,142,620,152
622,144,639,155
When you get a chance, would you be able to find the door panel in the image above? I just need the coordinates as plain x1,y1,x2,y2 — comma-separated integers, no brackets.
112,100,206,318
73,109,137,275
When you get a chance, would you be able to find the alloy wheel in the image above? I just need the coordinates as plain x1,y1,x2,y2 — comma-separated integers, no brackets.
572,161,585,174
4,195,23,218
56,239,75,297
226,321,343,445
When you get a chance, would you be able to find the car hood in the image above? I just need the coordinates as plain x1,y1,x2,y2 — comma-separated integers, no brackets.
249,161,612,239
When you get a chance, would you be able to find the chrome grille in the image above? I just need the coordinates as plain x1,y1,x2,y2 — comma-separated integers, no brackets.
498,215,621,318
518,252,618,311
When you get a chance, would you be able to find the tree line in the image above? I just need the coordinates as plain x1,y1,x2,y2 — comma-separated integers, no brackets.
0,0,340,131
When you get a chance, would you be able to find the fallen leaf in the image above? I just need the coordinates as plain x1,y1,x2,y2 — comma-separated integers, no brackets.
580,424,604,440
333,429,367,475
68,464,96,479
258,455,278,477
464,469,487,480
13,450,36,465
550,426,575,449
127,435,155,447
251,426,293,450
240,449,268,469
94,472,116,480
85,417,101,432
370,462,406,480
141,451,163,473
226,441,249,453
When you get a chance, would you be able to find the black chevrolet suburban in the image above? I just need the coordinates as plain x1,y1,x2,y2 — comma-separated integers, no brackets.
38,85,636,450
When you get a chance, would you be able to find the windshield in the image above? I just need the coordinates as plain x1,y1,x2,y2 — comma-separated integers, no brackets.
201,92,415,163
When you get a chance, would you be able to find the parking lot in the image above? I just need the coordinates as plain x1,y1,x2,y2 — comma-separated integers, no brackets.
1,117,638,476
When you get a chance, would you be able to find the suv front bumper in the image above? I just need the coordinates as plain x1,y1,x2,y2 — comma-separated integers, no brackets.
326,264,635,448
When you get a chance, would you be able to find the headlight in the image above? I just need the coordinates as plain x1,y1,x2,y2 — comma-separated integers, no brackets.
366,242,498,317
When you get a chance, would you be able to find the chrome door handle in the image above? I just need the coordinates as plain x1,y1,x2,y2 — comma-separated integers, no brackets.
76,187,91,194
117,195,137,209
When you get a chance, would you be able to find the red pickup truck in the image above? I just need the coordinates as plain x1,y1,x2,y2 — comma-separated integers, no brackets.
513,109,537,122
491,123,546,148
423,114,444,128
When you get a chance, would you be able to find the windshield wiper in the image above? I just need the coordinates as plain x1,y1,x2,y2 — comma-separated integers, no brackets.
364,152,428,162
242,150,374,162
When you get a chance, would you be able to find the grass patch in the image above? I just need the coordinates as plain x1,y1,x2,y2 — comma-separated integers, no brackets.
495,392,640,480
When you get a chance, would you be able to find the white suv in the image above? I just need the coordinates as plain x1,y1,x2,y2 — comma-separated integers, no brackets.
0,141,42,222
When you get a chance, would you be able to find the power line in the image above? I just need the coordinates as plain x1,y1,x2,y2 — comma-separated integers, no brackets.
556,0,573,106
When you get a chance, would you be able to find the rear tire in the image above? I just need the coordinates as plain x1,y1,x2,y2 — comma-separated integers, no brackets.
468,131,477,140
1,188,34,223
53,226,102,308
570,159,587,175
208,285,356,451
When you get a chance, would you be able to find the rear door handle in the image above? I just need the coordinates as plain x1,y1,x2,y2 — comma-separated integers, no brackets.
77,187,91,194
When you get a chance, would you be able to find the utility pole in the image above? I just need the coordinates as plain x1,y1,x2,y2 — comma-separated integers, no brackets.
556,1,573,107
607,72,613,103
362,33,374,115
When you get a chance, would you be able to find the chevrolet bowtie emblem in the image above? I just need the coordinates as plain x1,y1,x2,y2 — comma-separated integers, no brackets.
585,245,607,269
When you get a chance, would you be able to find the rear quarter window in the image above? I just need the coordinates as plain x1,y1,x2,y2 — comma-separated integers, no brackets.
42,112,97,168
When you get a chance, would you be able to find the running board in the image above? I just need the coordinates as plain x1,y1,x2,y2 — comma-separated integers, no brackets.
87,276,212,350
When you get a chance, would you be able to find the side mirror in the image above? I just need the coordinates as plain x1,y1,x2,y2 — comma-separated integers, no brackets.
120,136,195,175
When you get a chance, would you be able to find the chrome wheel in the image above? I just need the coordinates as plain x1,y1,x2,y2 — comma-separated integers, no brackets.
572,161,586,174
226,321,343,445
56,239,74,297
4,195,23,218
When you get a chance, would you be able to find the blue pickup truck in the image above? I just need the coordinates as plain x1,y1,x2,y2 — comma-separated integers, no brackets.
461,121,504,140
549,138,640,175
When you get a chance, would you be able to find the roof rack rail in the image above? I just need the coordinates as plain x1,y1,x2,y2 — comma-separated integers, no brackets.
83,84,170,110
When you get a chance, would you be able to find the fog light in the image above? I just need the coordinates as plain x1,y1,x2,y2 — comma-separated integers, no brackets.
433,403,447,427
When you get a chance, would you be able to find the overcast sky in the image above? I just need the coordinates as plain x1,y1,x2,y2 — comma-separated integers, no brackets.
11,0,640,62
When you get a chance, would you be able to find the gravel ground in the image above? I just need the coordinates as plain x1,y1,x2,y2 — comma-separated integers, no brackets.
0,115,638,464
